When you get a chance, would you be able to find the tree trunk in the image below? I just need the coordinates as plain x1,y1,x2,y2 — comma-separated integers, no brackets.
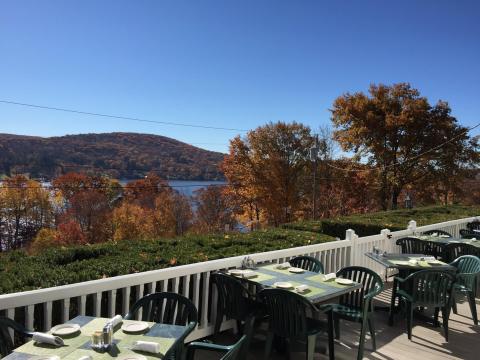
391,189,400,210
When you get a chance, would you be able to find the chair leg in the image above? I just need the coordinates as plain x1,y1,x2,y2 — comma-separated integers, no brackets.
334,315,340,340
241,315,255,359
367,316,376,351
306,334,317,360
389,279,398,326
406,302,413,341
264,332,274,360
433,307,440,327
357,318,368,360
236,319,243,334
441,306,449,342
467,291,478,326
214,310,224,336
451,293,458,315
327,310,335,360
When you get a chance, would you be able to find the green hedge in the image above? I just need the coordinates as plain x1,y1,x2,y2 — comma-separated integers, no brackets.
0,228,334,294
284,205,480,238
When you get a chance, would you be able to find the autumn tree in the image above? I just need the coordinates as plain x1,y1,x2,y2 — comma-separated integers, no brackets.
331,83,477,209
123,173,170,208
222,122,314,225
0,176,53,250
193,186,238,233
53,173,120,243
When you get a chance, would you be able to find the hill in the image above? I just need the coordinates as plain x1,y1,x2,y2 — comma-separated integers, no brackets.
0,132,225,180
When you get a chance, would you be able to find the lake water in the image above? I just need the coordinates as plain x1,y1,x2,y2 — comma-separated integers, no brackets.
117,179,226,197
167,180,226,197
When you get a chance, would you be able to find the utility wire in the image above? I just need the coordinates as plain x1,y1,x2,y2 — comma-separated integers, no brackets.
0,100,248,132
325,121,480,173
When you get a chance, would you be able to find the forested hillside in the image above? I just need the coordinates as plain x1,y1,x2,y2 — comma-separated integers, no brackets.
0,132,224,180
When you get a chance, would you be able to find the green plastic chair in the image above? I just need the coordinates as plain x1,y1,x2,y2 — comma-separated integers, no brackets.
395,269,455,341
328,266,384,360
211,273,259,357
450,255,480,325
0,316,33,357
460,229,479,239
445,243,479,263
259,288,328,360
422,229,452,237
125,292,198,360
289,256,324,273
467,221,480,231
396,237,443,259
186,335,247,360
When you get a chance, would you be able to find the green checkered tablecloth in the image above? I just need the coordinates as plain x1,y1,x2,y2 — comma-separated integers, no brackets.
7,317,181,360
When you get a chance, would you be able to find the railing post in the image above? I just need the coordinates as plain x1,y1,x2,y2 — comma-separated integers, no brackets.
346,229,356,266
408,220,417,234
380,228,391,252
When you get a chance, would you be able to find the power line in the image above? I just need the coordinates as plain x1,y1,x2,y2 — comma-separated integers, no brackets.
326,121,480,173
0,100,248,132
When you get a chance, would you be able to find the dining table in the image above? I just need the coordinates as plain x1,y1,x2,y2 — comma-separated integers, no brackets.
5,316,188,360
365,252,456,326
414,234,480,248
226,263,363,360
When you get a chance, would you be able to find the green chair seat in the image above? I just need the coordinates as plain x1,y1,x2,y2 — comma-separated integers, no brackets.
327,304,363,320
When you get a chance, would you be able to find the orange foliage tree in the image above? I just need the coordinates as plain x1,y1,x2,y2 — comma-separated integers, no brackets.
222,122,314,225
193,185,238,233
0,175,53,250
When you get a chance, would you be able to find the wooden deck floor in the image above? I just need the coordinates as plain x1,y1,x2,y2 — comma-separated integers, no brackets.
196,284,480,360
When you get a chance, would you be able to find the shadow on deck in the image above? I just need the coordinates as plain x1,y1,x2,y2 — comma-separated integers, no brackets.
195,283,480,360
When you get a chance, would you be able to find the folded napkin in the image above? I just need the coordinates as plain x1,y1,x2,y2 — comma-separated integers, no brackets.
408,259,418,265
108,314,123,327
277,262,291,269
32,332,64,346
132,340,160,354
473,229,480,233
295,284,309,293
324,273,336,281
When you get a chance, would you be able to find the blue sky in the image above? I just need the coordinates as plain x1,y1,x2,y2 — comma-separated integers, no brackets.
1,0,479,153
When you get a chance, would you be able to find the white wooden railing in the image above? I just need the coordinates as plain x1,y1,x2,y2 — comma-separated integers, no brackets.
0,215,477,341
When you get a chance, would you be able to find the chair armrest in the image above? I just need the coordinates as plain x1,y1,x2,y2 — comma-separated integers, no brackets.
186,341,232,359
394,276,407,283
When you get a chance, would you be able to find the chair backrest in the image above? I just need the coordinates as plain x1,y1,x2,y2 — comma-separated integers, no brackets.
221,335,247,360
125,292,198,326
336,266,384,310
403,269,454,306
445,243,479,263
467,221,480,231
450,255,480,290
211,272,253,320
422,229,452,237
289,256,324,273
259,288,314,339
396,237,429,255
460,229,478,239
0,317,32,357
